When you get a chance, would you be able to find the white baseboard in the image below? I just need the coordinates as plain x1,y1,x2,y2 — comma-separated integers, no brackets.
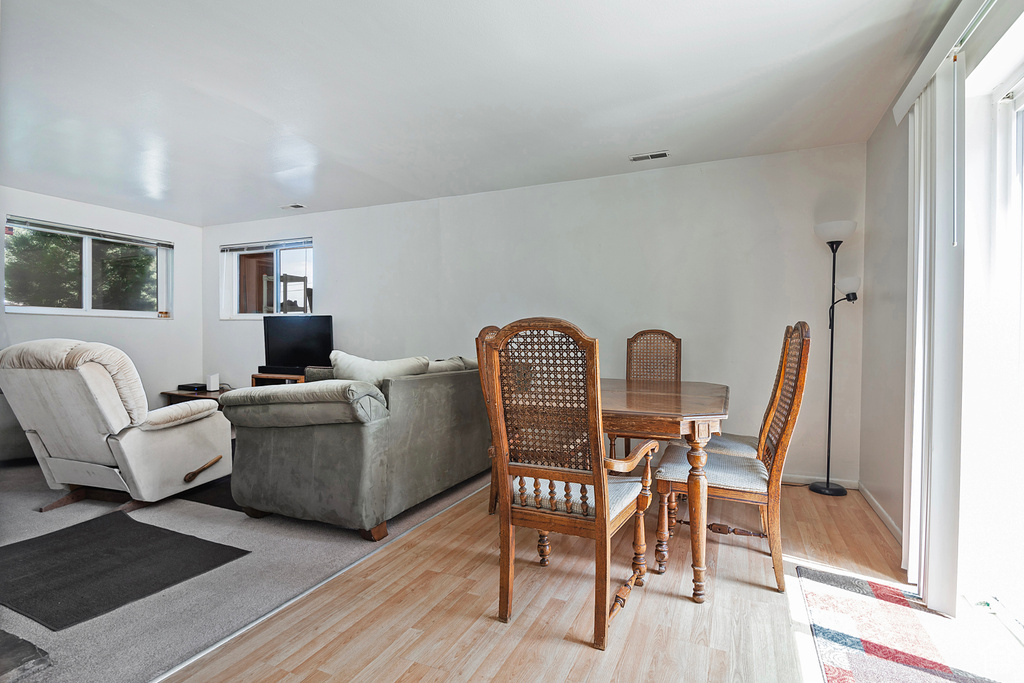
858,483,903,543
781,473,859,490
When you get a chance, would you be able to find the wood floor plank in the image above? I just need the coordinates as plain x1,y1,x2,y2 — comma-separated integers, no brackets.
348,628,423,683
302,570,465,677
165,484,915,683
394,661,449,683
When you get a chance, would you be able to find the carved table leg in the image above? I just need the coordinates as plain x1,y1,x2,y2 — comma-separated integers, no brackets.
655,489,670,574
685,430,711,603
538,531,551,566
608,434,617,459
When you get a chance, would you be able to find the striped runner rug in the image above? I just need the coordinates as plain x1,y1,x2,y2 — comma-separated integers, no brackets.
798,566,997,682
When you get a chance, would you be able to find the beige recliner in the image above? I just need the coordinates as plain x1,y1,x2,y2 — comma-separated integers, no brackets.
0,338,231,507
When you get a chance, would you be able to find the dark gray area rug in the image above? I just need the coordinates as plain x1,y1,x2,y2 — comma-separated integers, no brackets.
174,475,243,513
0,630,50,683
0,512,248,630
0,460,490,683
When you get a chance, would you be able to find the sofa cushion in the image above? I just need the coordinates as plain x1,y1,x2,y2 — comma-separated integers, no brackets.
459,356,480,369
330,350,429,387
303,366,334,383
426,357,466,373
220,379,389,428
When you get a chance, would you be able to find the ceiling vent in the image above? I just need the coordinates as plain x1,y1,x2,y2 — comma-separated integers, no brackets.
281,203,306,210
629,150,669,162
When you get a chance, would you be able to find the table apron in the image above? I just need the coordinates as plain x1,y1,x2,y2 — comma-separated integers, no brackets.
602,415,722,441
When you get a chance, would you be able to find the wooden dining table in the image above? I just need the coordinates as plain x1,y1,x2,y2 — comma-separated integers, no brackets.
600,378,730,603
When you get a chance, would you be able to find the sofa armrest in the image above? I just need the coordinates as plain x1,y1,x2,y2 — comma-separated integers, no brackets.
138,400,219,431
220,380,389,428
220,380,385,407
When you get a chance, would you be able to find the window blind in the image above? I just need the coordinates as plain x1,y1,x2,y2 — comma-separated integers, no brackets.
5,215,174,250
219,238,312,253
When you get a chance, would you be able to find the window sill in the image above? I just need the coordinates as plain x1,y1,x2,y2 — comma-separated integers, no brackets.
220,313,315,321
4,306,172,320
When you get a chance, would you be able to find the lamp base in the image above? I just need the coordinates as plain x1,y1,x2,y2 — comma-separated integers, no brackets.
809,481,847,496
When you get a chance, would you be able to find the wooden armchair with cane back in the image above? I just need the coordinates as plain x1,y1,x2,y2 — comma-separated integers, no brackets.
653,321,810,593
608,329,681,457
701,325,792,461
654,323,794,531
480,317,659,650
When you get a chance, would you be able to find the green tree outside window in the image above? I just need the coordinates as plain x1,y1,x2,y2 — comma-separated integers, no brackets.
3,228,83,308
4,228,159,312
92,240,157,311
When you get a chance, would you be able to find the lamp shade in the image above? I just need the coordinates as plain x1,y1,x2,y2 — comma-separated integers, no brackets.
814,220,858,244
836,276,861,295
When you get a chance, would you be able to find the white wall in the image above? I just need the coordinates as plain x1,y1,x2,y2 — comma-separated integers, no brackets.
204,144,866,483
0,186,205,405
860,108,911,536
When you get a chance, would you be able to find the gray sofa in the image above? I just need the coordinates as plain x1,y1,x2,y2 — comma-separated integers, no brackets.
220,367,490,540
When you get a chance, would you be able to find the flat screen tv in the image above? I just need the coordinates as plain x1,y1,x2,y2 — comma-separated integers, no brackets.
263,315,333,371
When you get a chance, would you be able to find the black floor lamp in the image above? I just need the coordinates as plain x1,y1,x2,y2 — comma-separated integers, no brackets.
810,220,860,497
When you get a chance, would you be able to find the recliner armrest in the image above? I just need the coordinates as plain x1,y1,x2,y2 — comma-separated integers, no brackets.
138,400,219,431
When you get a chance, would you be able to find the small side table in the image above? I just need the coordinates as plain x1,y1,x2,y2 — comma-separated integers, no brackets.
161,388,229,408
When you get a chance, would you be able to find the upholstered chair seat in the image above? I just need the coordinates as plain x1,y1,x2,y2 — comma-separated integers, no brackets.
656,446,768,494
0,338,231,505
700,432,759,458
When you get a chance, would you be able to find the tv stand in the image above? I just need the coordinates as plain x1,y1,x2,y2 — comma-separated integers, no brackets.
257,365,306,375
251,373,305,387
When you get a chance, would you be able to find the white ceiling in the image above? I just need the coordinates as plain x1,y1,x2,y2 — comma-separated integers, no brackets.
0,0,957,227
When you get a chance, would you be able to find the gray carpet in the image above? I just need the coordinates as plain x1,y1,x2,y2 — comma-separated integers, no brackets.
0,460,489,683
0,512,248,630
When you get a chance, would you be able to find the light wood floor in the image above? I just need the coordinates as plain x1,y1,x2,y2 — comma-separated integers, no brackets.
164,485,904,682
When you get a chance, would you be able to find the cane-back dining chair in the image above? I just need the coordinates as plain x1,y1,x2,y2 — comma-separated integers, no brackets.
482,317,659,650
475,325,501,515
609,329,681,457
653,321,810,593
702,325,791,460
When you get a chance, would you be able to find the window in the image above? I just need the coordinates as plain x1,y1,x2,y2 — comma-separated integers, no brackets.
3,216,173,317
219,238,313,319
